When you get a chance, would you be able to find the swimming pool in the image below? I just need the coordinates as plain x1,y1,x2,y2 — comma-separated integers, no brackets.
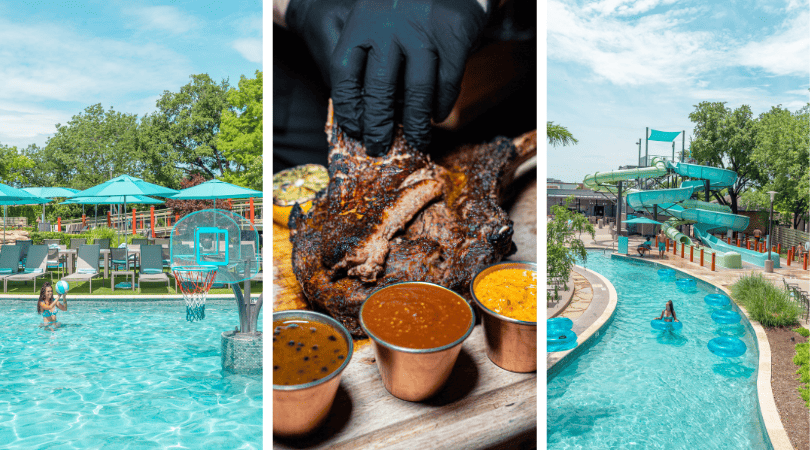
0,300,262,449
548,251,771,449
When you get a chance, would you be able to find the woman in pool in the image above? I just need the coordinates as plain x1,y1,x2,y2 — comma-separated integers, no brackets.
654,300,679,322
37,282,67,328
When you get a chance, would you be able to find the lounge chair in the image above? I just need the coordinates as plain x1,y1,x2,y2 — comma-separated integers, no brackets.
138,245,174,293
61,244,101,293
110,247,135,292
46,247,65,278
16,240,32,269
132,238,149,246
5,245,49,292
0,246,22,281
70,238,87,250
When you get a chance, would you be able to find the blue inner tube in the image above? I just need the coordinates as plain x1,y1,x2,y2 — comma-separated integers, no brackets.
651,319,683,331
704,293,730,307
708,336,747,357
547,329,577,344
712,309,741,324
547,317,573,333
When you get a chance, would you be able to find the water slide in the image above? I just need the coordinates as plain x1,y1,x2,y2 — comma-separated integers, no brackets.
584,159,778,269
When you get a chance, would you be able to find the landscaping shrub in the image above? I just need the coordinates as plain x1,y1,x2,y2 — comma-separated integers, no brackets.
730,272,802,327
795,341,809,408
796,327,810,338
30,229,146,247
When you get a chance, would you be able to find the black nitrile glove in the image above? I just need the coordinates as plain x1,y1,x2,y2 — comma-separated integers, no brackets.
330,0,488,156
286,0,357,87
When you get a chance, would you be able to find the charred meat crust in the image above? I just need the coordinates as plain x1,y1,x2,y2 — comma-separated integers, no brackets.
290,120,535,337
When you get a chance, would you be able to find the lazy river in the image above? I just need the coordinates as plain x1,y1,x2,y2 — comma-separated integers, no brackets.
0,300,262,449
548,250,771,449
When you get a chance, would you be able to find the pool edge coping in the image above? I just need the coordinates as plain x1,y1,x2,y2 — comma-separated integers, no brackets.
608,252,793,450
546,263,618,374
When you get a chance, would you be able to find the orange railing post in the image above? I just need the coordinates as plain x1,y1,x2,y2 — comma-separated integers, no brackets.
82,214,86,227
673,241,677,255
700,248,704,267
804,253,808,271
690,246,694,262
107,211,112,227
250,197,255,230
150,206,155,238
681,242,685,258
777,243,781,255
132,208,137,235
711,253,716,271
787,248,792,266
57,217,61,232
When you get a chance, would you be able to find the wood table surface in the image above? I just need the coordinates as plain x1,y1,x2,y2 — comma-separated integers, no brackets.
272,175,537,449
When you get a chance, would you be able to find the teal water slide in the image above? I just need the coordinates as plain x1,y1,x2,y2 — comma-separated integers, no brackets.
584,159,778,269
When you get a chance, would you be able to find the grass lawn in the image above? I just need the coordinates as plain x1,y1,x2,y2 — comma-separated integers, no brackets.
1,269,263,296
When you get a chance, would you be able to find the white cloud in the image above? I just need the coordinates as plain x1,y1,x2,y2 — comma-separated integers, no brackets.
0,101,70,148
0,18,192,104
126,6,201,35
735,11,810,76
548,2,723,86
232,38,262,64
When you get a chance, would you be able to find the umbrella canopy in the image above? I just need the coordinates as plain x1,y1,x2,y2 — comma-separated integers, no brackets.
624,217,663,225
22,187,80,198
0,183,50,242
169,179,262,200
68,174,179,198
60,195,164,205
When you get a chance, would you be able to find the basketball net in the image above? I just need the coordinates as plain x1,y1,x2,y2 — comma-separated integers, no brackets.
172,266,217,322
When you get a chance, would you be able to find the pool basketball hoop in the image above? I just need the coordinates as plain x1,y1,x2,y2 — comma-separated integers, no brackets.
173,266,217,322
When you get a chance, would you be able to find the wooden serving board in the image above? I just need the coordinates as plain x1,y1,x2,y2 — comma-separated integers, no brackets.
272,176,537,449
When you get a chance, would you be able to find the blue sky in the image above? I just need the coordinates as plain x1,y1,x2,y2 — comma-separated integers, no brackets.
547,0,810,183
0,0,261,150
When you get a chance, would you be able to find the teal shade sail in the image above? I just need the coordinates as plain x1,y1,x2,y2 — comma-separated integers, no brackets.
648,129,682,142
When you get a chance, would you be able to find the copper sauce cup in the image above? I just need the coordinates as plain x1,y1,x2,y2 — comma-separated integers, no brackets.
360,282,475,402
471,261,537,373
273,310,354,436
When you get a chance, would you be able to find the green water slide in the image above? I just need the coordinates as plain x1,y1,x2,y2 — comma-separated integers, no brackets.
585,160,776,268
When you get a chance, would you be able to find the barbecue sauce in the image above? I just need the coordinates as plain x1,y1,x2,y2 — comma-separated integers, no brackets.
273,319,348,386
362,283,472,349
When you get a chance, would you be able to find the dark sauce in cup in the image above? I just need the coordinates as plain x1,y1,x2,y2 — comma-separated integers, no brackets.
273,319,348,386
362,283,472,349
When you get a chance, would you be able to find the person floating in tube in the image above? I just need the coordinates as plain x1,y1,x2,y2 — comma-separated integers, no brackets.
38,282,67,330
654,300,679,323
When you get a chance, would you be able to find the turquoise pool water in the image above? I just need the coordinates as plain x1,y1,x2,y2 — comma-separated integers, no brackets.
548,251,771,449
0,300,262,449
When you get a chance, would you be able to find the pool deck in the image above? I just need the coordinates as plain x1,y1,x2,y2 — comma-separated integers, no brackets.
548,226,806,450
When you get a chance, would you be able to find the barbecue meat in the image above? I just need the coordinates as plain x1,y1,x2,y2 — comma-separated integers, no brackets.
289,108,536,336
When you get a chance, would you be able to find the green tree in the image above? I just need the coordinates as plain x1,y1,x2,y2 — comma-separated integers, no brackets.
547,121,578,147
0,143,35,185
217,70,262,191
751,104,810,229
141,74,231,186
688,102,759,214
33,104,140,191
547,196,594,301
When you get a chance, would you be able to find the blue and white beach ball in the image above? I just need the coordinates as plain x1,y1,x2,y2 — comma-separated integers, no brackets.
55,280,69,295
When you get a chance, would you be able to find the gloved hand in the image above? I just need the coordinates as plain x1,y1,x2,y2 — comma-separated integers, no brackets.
285,0,357,87
330,0,488,156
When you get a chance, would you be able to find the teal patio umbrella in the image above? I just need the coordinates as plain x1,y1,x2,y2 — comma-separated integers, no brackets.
0,185,50,243
170,179,262,222
22,187,80,224
68,175,179,237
